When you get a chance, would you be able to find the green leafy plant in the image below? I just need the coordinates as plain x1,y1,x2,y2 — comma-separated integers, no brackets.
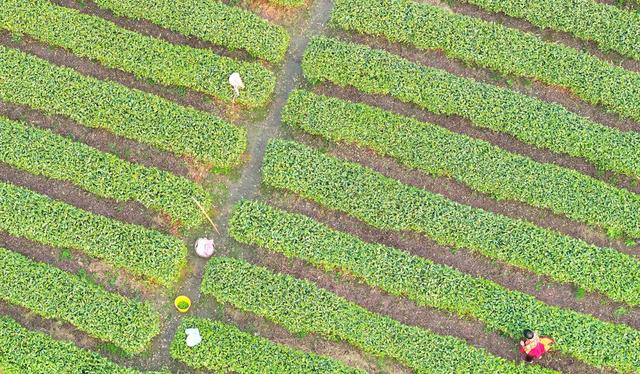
0,0,275,107
59,249,72,261
0,45,246,166
0,248,160,354
229,200,640,372
176,301,190,310
201,257,553,373
614,306,629,318
283,90,640,238
331,0,640,122
301,37,640,178
262,140,640,306
0,181,186,286
0,317,161,373
171,317,362,373
267,0,305,7
92,0,289,63
456,0,640,62
0,116,211,229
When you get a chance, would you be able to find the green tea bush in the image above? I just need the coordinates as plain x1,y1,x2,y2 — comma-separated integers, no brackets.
262,140,640,306
283,90,640,238
0,248,160,355
93,0,289,63
0,181,186,286
202,256,552,373
171,317,363,373
459,0,640,61
230,200,640,372
302,37,640,178
0,0,275,107
0,116,210,229
331,0,640,121
0,317,155,373
0,45,246,166
268,0,305,7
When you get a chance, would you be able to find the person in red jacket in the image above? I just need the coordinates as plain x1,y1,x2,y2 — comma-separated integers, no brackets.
519,330,555,362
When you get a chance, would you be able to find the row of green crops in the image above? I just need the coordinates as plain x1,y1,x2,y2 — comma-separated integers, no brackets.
0,116,210,229
92,0,289,63
201,257,552,373
268,0,305,7
0,0,275,107
0,248,160,355
0,181,186,286
262,140,640,306
459,0,640,61
331,0,640,122
0,45,246,166
171,317,362,373
283,90,640,238
230,200,640,372
301,37,640,178
0,316,160,373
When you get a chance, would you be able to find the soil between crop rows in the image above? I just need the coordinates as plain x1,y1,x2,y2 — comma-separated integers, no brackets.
1,0,638,372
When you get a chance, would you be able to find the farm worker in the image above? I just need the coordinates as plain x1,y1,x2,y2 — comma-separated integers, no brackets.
519,330,554,362
229,72,244,99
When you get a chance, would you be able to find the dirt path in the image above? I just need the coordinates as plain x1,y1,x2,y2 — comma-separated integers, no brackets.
125,0,336,370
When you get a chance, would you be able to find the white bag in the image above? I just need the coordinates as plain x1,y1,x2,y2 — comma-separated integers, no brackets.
195,238,214,258
185,328,202,347
229,72,244,97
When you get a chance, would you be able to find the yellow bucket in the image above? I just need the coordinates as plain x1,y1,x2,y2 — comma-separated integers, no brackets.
174,295,191,313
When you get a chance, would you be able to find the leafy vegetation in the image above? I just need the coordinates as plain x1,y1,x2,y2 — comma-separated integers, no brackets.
302,37,640,178
0,248,160,354
331,0,640,122
0,181,186,286
171,317,363,373
230,200,640,372
92,0,289,63
0,316,157,373
268,0,305,7
0,45,246,166
262,140,640,306
0,116,210,229
0,0,275,107
459,0,640,61
283,90,640,238
202,256,552,373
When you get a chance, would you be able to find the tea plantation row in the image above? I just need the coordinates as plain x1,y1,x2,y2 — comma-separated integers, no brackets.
230,200,640,372
201,256,552,373
302,37,640,178
0,181,186,286
332,0,640,121
0,116,210,229
0,45,246,166
262,140,640,306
